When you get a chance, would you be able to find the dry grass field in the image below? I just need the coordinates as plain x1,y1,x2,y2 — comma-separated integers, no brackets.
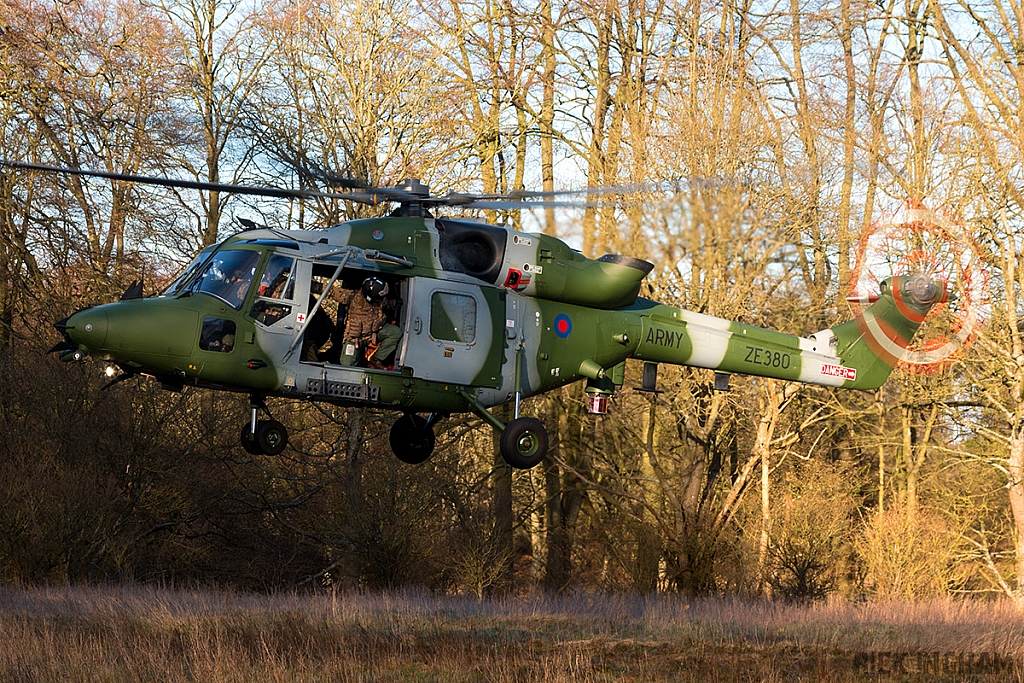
2,586,1024,682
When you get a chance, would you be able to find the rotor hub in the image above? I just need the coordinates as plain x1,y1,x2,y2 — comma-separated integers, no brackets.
903,273,947,308
396,178,430,197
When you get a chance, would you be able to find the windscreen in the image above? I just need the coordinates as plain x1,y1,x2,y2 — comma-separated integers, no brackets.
159,245,217,296
193,249,262,309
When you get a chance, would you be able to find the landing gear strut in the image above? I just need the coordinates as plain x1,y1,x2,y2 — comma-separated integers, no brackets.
456,389,549,469
240,396,289,456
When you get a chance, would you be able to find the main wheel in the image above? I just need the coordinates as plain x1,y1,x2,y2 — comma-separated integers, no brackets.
500,418,548,469
389,414,436,464
240,423,262,455
256,419,288,456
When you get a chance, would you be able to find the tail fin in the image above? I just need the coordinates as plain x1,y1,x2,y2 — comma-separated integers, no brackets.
828,274,947,389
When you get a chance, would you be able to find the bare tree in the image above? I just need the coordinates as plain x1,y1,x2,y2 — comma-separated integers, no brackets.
251,0,454,225
1,0,184,280
928,0,1024,600
156,0,270,245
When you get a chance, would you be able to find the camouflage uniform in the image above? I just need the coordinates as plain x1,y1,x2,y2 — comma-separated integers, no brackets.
339,293,385,366
372,323,401,366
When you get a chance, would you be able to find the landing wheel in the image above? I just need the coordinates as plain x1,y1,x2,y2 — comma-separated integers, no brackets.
256,419,288,456
500,417,548,469
240,423,262,455
389,414,436,464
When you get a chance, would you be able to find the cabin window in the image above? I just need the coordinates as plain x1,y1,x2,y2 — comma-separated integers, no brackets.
199,317,236,353
251,301,292,326
429,291,477,343
194,249,261,309
250,303,292,327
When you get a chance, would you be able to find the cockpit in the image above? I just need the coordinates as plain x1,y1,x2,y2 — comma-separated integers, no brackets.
159,246,263,311
192,250,262,309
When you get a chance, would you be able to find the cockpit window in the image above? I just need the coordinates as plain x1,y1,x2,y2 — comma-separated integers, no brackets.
257,254,295,300
250,254,296,326
160,245,216,296
193,249,262,309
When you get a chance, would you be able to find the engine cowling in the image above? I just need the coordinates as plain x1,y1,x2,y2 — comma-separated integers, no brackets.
434,219,653,309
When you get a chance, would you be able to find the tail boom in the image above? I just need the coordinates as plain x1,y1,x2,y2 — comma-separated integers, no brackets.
632,309,853,388
630,275,945,391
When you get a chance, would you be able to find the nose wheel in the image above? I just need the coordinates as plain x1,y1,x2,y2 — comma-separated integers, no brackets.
240,397,289,456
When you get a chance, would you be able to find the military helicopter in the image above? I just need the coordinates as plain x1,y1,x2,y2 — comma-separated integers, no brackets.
5,160,947,468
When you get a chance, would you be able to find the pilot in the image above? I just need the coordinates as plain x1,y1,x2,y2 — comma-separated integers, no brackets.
212,266,248,308
340,277,400,368
258,261,292,299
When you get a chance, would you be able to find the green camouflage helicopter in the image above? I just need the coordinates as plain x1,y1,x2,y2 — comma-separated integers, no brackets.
6,161,947,468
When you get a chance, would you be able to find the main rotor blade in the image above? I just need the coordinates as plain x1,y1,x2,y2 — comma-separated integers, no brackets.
506,178,741,199
455,190,685,211
504,180,688,199
3,159,725,211
428,179,700,208
295,165,428,200
1,160,390,205
456,199,610,211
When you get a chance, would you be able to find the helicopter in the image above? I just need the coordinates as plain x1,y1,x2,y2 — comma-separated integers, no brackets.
4,160,948,468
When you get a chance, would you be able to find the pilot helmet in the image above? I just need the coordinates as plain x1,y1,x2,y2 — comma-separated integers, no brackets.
361,277,389,301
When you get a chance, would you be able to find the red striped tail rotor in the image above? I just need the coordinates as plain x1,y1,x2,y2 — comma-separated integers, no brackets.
846,200,989,375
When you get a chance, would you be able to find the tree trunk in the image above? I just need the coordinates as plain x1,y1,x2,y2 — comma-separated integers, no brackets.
543,460,570,590
539,0,556,234
543,390,586,591
1010,433,1024,600
581,6,613,257
904,403,938,525
904,0,928,201
837,0,856,288
749,380,800,594
341,407,365,588
758,426,771,597
491,403,514,593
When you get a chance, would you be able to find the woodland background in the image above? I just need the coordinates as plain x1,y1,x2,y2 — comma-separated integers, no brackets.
1,0,1023,603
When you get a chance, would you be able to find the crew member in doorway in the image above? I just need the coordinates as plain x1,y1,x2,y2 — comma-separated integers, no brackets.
340,277,400,368
366,298,401,370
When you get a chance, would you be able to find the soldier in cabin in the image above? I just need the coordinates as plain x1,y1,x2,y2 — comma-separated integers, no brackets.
339,277,400,369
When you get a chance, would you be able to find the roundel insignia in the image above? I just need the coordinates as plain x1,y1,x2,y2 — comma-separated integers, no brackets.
371,229,384,240
554,314,572,338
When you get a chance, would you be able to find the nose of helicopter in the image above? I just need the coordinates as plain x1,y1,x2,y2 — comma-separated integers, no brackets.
61,307,109,356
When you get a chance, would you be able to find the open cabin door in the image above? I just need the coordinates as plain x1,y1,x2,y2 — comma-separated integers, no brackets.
399,277,505,387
